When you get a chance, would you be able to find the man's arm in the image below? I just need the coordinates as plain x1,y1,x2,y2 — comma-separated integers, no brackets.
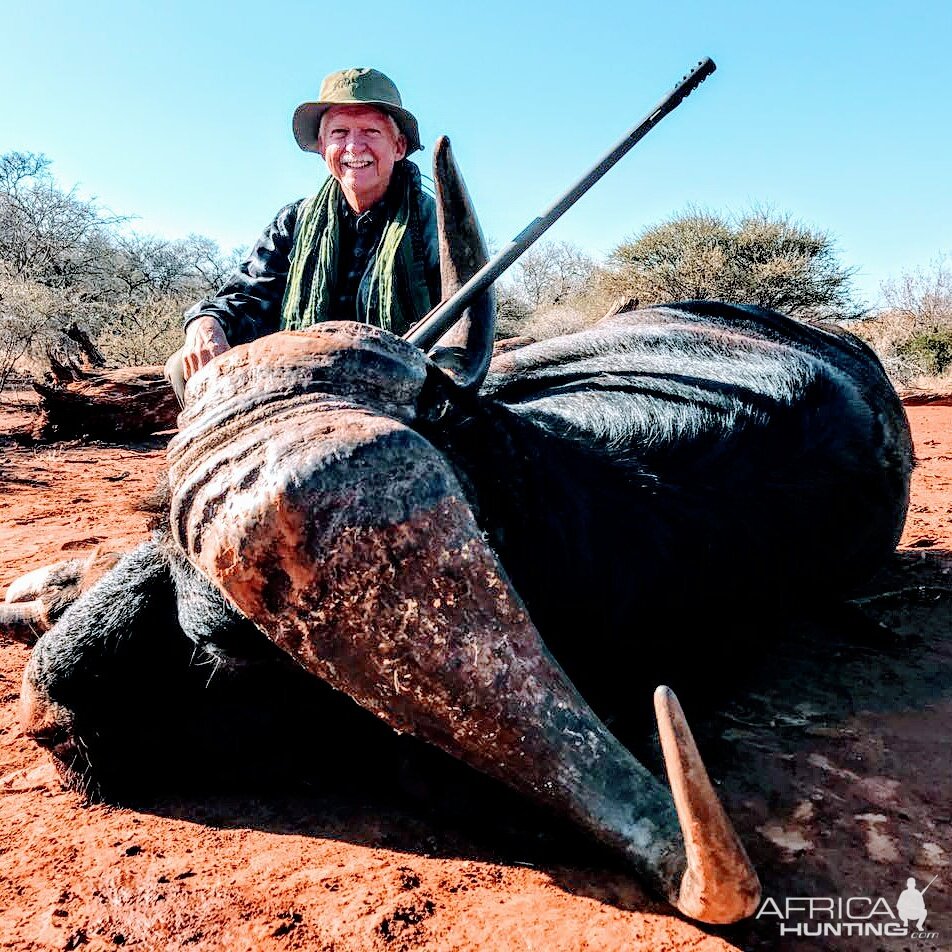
181,200,302,378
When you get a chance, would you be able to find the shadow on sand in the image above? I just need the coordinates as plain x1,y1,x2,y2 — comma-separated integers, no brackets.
68,548,952,947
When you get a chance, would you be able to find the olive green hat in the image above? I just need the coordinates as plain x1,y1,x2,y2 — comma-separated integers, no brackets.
292,68,422,155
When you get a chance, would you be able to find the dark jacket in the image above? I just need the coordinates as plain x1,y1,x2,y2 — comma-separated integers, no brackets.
184,177,441,345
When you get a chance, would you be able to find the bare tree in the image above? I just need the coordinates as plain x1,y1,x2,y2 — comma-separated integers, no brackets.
851,256,952,384
0,152,245,381
0,151,126,290
180,234,242,295
516,240,595,311
105,232,235,301
0,152,51,191
496,240,596,336
880,254,952,334
0,271,67,391
89,233,238,365
96,292,192,367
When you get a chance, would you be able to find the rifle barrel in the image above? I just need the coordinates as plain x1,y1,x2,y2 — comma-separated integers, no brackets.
405,57,717,350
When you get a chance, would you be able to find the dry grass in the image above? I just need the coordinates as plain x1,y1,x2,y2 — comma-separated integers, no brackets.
497,302,601,342
846,308,952,388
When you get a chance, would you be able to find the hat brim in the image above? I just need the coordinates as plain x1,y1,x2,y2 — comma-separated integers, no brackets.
292,101,422,154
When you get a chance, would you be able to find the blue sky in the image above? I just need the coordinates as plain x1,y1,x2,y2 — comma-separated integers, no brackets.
3,0,949,305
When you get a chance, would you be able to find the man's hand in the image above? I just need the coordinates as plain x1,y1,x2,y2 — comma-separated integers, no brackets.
182,316,231,380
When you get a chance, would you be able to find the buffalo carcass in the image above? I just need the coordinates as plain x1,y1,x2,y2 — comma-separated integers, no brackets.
16,139,912,924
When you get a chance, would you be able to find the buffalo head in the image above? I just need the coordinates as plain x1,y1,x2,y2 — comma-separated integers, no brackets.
161,138,760,923
18,140,913,927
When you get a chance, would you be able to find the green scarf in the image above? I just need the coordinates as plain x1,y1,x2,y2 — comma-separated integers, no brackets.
281,162,431,335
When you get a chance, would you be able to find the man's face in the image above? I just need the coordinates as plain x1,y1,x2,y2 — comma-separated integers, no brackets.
318,105,407,210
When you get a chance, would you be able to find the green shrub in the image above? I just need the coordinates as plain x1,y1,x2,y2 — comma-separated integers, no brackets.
597,207,859,320
895,329,952,377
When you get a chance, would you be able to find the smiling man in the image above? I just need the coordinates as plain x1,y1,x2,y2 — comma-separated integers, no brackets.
170,68,440,401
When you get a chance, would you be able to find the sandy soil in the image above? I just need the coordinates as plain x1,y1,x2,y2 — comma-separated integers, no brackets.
0,391,949,951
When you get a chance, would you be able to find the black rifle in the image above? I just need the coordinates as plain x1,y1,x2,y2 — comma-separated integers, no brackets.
405,57,717,351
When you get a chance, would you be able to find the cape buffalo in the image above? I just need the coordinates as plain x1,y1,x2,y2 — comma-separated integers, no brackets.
14,139,912,924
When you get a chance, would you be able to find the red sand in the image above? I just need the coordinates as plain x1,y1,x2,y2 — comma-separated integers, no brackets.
0,395,949,951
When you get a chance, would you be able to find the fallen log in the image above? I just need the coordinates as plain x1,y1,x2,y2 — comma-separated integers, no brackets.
32,365,179,441
28,335,532,442
899,388,952,407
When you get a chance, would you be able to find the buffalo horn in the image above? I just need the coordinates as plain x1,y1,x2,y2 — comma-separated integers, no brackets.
5,567,47,604
5,556,86,605
421,135,496,393
655,686,761,922
169,341,759,922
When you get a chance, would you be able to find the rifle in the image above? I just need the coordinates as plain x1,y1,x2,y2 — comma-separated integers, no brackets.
405,57,717,351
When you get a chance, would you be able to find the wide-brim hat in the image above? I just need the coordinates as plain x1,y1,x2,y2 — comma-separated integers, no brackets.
293,67,422,155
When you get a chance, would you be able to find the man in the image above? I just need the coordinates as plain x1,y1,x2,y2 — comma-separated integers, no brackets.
167,68,440,403
897,877,929,932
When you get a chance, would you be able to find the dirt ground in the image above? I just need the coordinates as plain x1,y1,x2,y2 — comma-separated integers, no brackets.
0,391,949,951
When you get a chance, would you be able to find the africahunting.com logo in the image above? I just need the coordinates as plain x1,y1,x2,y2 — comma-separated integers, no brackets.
756,874,939,940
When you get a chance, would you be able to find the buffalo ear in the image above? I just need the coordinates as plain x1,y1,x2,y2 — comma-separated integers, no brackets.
426,135,496,394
